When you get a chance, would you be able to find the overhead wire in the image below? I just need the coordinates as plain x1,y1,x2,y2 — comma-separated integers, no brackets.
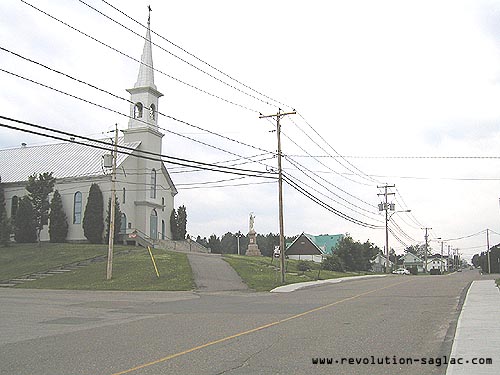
100,0,293,110
19,0,261,114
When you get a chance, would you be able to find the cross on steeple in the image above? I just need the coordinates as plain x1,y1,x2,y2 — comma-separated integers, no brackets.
148,5,152,24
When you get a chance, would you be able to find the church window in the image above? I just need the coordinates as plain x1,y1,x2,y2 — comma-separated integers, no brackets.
73,191,82,224
120,213,127,234
122,187,126,204
150,168,157,198
161,220,165,240
150,209,158,239
161,197,165,211
11,196,18,219
134,102,143,118
149,104,156,121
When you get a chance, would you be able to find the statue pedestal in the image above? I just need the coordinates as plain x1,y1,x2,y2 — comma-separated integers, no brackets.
246,229,261,256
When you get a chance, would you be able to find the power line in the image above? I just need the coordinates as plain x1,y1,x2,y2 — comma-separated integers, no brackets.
287,116,376,185
0,66,274,171
19,0,261,114
100,0,293,110
0,115,277,179
282,173,382,229
76,0,284,111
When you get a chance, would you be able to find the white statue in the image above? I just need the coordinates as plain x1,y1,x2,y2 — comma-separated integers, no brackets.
249,212,255,232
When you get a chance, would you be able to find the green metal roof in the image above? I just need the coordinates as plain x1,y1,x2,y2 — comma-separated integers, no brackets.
303,233,343,255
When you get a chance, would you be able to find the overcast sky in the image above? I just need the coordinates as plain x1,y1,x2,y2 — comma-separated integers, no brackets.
2,0,500,261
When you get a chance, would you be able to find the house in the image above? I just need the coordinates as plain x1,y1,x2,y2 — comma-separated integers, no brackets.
286,233,343,263
371,252,394,273
0,18,177,243
401,252,424,273
426,255,448,273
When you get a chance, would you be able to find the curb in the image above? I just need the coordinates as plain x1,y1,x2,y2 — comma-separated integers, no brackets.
270,274,387,293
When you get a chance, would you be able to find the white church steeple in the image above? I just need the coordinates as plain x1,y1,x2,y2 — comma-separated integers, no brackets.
126,11,163,130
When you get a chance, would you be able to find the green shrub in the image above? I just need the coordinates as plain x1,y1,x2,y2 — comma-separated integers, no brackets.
322,254,344,272
297,261,311,272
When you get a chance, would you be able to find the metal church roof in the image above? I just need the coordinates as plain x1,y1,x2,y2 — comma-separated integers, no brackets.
0,137,141,183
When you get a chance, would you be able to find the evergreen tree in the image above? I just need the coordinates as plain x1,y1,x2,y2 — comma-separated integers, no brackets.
48,190,68,243
208,234,222,253
26,172,55,244
177,205,187,240
83,183,104,244
105,196,122,243
14,197,37,243
0,177,9,246
170,209,179,240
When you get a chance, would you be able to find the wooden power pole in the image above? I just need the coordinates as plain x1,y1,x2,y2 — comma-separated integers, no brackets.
259,109,295,284
106,124,118,280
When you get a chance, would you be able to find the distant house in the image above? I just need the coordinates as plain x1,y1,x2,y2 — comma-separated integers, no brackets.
286,233,343,263
426,255,448,273
371,252,394,273
402,252,424,273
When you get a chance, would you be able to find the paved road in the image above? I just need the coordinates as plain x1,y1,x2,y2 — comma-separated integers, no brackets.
186,252,249,292
0,269,496,375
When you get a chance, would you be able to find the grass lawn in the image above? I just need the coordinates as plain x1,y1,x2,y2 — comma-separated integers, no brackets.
1,243,194,291
223,254,367,292
0,243,109,280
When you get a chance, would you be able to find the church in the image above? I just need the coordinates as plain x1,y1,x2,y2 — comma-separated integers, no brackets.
0,18,177,243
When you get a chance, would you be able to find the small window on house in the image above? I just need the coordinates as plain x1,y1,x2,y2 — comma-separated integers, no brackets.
73,191,82,224
149,104,156,120
134,102,143,118
11,195,18,219
150,168,157,198
122,187,126,204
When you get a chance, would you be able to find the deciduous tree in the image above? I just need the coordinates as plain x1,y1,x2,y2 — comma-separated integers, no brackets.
26,172,55,244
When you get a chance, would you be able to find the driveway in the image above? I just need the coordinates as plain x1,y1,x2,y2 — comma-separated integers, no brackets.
186,252,249,292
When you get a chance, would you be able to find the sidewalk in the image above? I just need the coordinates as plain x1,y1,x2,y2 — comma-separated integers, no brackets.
446,280,500,375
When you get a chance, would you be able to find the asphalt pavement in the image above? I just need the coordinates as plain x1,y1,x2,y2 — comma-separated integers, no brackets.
1,269,498,375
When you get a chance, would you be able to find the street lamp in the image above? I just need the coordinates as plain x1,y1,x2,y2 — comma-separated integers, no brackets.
436,237,445,274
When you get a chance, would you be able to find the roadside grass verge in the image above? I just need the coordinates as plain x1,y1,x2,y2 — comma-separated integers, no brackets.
223,254,368,292
0,243,109,280
1,243,194,291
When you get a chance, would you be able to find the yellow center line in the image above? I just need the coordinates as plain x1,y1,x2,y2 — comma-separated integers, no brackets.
111,278,411,375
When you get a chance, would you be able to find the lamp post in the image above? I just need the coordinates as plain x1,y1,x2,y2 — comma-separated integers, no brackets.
436,237,445,274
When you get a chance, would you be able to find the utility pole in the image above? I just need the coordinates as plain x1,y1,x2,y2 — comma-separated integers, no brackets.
260,109,296,284
423,227,432,273
486,228,491,274
447,245,451,272
106,123,118,280
377,184,395,273
439,239,444,274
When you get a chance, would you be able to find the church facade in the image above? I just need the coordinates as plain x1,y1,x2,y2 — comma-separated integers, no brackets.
0,19,177,242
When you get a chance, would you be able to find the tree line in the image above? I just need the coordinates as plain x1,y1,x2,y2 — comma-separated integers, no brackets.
472,247,500,273
194,231,380,272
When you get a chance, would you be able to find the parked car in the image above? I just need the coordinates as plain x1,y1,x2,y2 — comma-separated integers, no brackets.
392,268,410,275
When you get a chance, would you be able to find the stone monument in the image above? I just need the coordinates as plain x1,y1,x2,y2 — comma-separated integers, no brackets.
246,212,262,256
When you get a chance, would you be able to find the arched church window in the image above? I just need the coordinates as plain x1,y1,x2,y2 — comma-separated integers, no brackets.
11,196,18,219
150,209,158,239
122,187,126,204
134,102,143,118
120,213,127,234
73,191,82,224
149,104,156,121
150,168,157,198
